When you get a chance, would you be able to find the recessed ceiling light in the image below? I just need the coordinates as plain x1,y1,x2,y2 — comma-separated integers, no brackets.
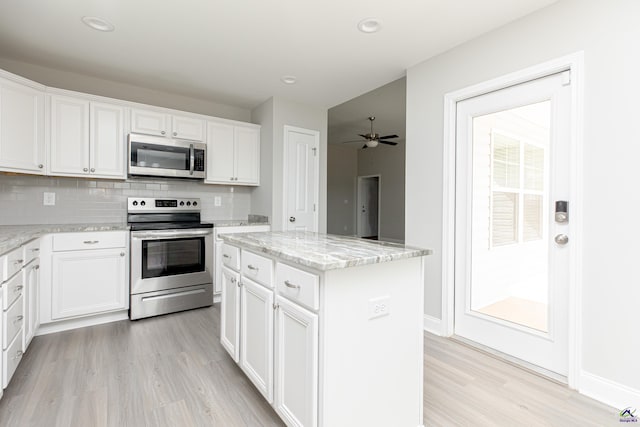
81,16,115,32
357,18,382,34
281,75,297,85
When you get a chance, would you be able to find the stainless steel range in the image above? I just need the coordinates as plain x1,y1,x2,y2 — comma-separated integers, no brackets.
128,197,213,320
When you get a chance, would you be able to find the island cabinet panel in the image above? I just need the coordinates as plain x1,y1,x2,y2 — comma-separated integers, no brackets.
220,266,240,362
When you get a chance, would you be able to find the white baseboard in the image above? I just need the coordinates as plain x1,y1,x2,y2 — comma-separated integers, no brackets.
579,370,640,410
423,314,444,336
36,311,129,336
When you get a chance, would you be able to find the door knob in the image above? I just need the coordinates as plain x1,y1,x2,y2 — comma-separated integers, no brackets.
289,217,296,222
554,234,569,245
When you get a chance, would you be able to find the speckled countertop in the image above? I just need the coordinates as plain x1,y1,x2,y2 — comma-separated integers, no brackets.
0,223,129,256
211,220,270,227
220,231,432,271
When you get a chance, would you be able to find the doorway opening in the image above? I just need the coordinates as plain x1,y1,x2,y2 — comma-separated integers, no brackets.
357,175,380,239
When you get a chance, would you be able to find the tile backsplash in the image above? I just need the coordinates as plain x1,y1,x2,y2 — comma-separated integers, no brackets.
0,175,252,225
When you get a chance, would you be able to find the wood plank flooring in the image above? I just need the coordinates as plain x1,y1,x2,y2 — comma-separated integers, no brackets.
0,306,617,426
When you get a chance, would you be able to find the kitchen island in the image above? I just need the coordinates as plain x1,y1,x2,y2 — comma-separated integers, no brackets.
219,231,431,427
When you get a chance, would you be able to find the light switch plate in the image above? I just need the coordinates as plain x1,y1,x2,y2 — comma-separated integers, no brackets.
43,192,56,206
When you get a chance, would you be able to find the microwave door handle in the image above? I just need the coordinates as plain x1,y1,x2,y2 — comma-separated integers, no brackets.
189,144,195,175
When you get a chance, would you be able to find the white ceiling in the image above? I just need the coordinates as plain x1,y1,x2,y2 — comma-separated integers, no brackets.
0,0,557,110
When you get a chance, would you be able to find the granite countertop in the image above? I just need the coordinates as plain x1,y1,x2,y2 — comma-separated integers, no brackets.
0,223,129,256
220,231,432,271
212,220,271,227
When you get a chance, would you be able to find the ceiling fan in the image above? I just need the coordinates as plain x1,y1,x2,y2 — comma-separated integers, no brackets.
341,116,399,149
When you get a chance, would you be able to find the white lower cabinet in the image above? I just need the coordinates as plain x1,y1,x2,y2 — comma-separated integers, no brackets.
23,258,39,351
240,277,274,403
274,295,318,427
220,266,240,362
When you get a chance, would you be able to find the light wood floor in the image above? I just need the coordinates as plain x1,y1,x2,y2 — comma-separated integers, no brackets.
0,306,616,426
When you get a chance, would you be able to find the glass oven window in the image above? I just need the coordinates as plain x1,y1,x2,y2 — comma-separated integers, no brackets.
131,142,190,171
142,237,205,278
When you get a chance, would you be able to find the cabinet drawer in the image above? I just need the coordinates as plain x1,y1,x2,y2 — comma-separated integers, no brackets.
3,295,24,349
4,247,24,281
53,231,126,251
22,238,40,265
3,329,23,389
276,263,319,311
241,251,273,288
3,271,24,310
221,244,240,271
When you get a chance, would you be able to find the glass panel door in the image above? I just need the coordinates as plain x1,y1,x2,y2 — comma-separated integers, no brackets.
131,141,190,171
142,237,205,278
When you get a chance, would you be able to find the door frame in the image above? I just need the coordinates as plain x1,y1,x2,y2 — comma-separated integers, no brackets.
283,125,320,232
441,52,584,388
356,174,382,238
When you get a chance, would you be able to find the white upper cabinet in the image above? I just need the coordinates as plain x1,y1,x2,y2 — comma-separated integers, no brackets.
0,79,45,174
50,95,126,179
131,108,204,141
206,121,260,186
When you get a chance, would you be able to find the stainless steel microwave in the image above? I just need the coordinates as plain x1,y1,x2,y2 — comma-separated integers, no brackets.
128,134,206,179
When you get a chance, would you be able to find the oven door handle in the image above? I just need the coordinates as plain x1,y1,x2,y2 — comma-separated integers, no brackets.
131,229,212,240
189,144,195,176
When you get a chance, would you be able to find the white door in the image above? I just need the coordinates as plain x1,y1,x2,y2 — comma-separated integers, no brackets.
50,95,90,176
275,295,318,427
234,126,260,184
220,266,240,362
89,102,125,178
357,176,380,238
206,121,235,184
284,126,319,232
454,71,572,376
23,259,39,351
172,115,204,141
240,277,274,403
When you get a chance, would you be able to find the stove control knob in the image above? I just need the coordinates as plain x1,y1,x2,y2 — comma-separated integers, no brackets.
186,201,191,206
193,201,198,206
140,201,146,206
132,201,138,206
180,201,185,206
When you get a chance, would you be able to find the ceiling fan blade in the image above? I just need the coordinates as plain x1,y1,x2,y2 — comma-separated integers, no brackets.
379,140,398,146
378,134,399,140
341,139,367,143
358,134,371,139
362,144,368,149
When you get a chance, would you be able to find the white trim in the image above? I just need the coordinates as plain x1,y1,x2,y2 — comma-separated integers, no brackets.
356,174,382,238
36,310,129,336
423,315,444,336
283,125,320,232
441,52,585,388
579,371,640,410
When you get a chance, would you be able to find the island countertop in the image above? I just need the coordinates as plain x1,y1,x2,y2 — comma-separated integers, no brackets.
220,231,432,271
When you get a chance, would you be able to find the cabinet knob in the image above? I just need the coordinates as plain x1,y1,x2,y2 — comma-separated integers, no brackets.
14,259,24,265
15,285,24,292
14,315,24,324
230,177,234,181
161,131,166,135
120,252,125,257
34,265,40,270
230,277,236,284
38,164,43,169
83,167,89,172
173,132,177,136
90,168,95,173
289,217,296,223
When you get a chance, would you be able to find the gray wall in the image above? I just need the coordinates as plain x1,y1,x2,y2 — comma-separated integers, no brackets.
0,57,250,121
327,144,357,235
0,175,251,225
406,0,639,399
250,98,274,220
251,97,328,232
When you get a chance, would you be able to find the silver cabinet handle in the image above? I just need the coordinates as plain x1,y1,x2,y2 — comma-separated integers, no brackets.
31,248,40,252
189,143,195,176
289,217,296,222
230,177,234,181
120,252,125,257
230,277,236,284
90,168,95,173
284,280,300,289
34,265,40,270
247,265,258,271
14,259,24,265
173,131,178,136
15,285,24,292
38,164,43,169
161,130,166,135
223,254,230,259
14,315,24,324
83,240,99,244
555,234,569,245
83,167,88,172
12,350,23,360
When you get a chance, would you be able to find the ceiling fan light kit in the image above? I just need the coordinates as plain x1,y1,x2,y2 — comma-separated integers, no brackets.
342,116,400,149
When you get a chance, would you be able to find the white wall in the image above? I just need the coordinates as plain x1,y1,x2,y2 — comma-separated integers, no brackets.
327,144,357,235
0,57,250,121
251,97,328,232
406,0,640,403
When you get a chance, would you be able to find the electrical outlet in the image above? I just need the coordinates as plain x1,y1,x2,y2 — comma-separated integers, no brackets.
43,192,56,206
214,196,222,207
368,296,391,319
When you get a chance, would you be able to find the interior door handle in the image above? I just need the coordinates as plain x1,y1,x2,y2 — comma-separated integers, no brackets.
289,217,296,222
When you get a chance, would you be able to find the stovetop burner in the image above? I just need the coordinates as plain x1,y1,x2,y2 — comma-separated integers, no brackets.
129,221,213,231
127,197,213,231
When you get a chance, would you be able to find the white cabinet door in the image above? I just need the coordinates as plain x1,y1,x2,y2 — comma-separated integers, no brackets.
206,121,235,184
130,108,169,137
275,296,318,427
240,277,274,403
50,95,90,176
172,115,204,141
220,266,240,362
51,248,127,320
0,80,45,174
22,259,39,352
234,126,260,185
90,102,126,178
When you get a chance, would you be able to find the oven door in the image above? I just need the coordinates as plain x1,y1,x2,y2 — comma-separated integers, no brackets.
131,229,213,294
